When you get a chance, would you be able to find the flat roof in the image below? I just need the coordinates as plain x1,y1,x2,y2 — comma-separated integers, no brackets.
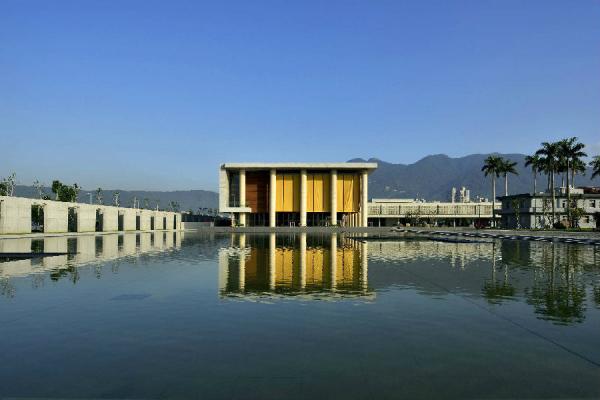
221,162,378,170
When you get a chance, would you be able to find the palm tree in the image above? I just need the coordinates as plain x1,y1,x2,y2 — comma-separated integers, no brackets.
571,158,587,187
536,142,560,225
524,154,542,194
558,137,587,221
482,155,503,227
498,158,518,196
590,156,600,180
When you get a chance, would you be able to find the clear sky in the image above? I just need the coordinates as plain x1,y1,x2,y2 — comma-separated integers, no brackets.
2,0,599,191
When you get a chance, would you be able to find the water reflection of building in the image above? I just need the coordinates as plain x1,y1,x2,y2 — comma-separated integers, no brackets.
367,239,497,269
218,233,372,300
0,231,183,280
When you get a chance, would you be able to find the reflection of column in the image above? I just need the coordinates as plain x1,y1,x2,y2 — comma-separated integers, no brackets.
121,233,136,256
269,169,277,228
269,233,276,290
330,234,337,289
42,237,68,267
218,249,228,294
239,169,246,227
300,170,307,227
361,171,369,227
76,235,96,263
239,234,246,291
299,233,306,289
361,240,368,291
330,170,337,226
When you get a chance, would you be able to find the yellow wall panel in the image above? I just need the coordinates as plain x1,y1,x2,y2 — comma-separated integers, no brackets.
276,173,300,212
314,174,323,212
322,174,331,212
307,175,314,212
343,174,354,212
353,174,360,212
292,174,300,211
336,175,344,212
276,174,285,211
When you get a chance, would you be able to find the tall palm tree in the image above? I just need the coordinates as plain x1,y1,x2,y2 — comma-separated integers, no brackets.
499,158,518,196
558,137,587,220
571,158,587,187
590,156,600,180
482,155,503,227
536,142,560,225
524,154,542,194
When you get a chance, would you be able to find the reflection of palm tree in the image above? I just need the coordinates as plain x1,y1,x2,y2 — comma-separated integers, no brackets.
524,244,586,325
483,242,516,304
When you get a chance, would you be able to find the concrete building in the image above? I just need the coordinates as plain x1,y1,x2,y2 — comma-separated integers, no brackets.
499,187,600,229
219,163,377,227
368,198,497,227
0,195,182,235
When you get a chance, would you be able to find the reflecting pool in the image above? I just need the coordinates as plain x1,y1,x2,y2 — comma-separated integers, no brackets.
1,232,600,399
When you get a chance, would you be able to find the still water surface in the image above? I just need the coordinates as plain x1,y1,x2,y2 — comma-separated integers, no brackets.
1,232,600,399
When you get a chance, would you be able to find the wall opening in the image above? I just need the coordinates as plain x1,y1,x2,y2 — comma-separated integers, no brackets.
173,215,177,230
118,214,124,231
150,216,155,230
136,215,141,230
95,209,103,232
68,207,77,232
276,212,299,227
163,216,167,230
31,205,44,232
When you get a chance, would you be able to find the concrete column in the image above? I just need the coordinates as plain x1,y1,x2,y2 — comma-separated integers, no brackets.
239,169,246,227
269,233,276,290
300,169,307,227
330,233,337,289
120,209,136,231
269,169,277,228
361,171,369,227
43,202,69,233
330,170,337,226
139,211,151,231
77,206,96,232
0,197,32,234
299,232,306,289
102,207,118,232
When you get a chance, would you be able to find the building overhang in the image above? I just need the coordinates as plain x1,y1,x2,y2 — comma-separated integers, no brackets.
221,162,378,172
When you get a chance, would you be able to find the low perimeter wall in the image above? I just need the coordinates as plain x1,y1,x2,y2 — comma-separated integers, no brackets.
0,196,182,235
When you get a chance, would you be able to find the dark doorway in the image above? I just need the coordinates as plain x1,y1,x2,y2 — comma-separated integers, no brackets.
163,217,167,230
31,205,44,232
136,215,141,230
150,216,155,230
68,207,77,232
95,209,103,232
118,214,124,231
173,215,177,230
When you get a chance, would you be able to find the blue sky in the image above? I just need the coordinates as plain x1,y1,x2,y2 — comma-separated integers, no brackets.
2,0,599,191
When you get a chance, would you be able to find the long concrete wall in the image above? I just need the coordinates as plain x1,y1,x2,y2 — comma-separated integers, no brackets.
0,196,182,235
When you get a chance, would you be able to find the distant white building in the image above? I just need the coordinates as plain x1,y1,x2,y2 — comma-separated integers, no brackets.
368,198,498,227
499,187,600,229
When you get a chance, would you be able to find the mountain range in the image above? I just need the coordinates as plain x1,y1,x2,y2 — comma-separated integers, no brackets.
351,153,598,201
10,153,599,209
